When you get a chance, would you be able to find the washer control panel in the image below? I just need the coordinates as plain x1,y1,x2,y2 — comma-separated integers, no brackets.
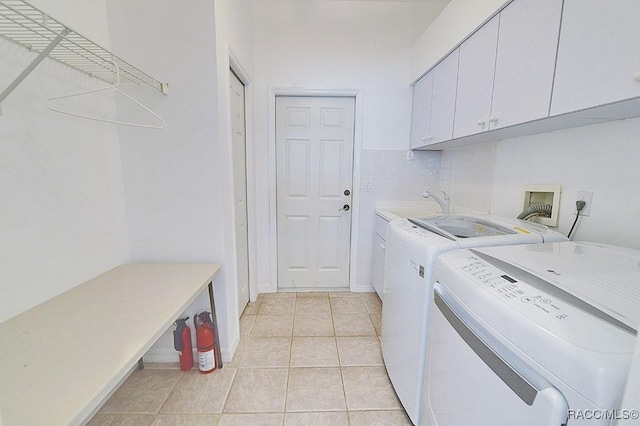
439,250,633,352
459,257,569,321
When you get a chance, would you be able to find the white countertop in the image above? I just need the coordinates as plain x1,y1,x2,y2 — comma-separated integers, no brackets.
0,263,220,426
374,200,439,222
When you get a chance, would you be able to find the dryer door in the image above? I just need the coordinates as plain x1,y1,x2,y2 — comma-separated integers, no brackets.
422,284,569,426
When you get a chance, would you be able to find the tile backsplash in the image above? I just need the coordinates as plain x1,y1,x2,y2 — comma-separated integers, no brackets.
355,149,440,290
355,145,497,291
439,142,496,215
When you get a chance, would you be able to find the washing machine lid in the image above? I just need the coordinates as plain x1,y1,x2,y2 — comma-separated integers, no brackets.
473,241,640,332
409,215,516,239
408,214,567,245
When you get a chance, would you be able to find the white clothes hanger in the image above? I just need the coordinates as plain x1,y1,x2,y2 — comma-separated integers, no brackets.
45,60,166,129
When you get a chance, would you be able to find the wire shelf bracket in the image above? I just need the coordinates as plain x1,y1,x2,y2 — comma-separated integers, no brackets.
0,0,168,110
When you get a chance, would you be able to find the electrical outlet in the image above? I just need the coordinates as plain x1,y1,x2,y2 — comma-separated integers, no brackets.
576,191,593,216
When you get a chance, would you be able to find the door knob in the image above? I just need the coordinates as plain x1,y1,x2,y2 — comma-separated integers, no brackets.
344,189,351,196
339,204,350,212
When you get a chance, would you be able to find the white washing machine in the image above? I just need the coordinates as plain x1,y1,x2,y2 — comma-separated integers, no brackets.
381,215,568,424
423,241,640,425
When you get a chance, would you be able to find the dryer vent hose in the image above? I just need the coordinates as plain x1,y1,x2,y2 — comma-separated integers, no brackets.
517,204,553,221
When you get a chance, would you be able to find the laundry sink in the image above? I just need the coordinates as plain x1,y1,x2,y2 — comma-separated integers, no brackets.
409,215,516,239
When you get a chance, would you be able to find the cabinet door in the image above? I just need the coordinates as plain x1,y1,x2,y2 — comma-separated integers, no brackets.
430,49,460,144
551,0,640,115
453,15,499,139
410,72,434,149
490,0,562,129
371,233,385,298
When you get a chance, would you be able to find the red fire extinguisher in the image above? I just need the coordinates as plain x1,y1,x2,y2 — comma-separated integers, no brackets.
173,317,194,371
194,311,217,374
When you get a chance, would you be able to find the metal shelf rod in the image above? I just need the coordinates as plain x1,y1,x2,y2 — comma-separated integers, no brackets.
0,26,68,103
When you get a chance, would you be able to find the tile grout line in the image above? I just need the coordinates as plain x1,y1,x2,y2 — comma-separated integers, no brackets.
92,291,408,425
153,368,184,419
282,294,296,415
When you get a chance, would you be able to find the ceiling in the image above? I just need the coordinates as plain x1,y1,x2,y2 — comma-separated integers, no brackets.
324,0,450,2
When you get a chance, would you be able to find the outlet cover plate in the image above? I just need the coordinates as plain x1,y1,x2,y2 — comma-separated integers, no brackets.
576,191,593,216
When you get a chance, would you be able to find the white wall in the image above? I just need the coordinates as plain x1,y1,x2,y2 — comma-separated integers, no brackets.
356,149,441,290
490,118,640,248
0,0,130,323
105,0,238,361
434,117,640,250
251,0,445,292
440,141,497,215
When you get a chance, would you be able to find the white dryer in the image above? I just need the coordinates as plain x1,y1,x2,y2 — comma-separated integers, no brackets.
381,215,568,424
423,242,640,425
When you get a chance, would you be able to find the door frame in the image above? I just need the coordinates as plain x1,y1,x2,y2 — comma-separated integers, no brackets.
267,88,364,293
229,68,250,313
229,52,258,304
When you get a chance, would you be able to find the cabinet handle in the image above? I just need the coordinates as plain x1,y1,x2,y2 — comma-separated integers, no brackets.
489,115,498,123
634,71,640,82
476,119,486,126
422,136,428,141
379,243,385,249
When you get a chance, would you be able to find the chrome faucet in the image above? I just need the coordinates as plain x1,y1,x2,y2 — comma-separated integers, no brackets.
422,190,450,214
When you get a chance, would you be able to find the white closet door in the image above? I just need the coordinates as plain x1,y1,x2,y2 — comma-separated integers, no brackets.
276,96,355,290
230,70,249,314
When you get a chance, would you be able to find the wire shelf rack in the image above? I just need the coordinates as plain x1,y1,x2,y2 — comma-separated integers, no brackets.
0,0,167,93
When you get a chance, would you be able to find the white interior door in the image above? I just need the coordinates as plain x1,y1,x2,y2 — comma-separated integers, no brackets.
230,70,249,314
276,96,355,290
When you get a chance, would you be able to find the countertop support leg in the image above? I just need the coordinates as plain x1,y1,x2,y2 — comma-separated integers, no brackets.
0,27,70,105
208,281,223,369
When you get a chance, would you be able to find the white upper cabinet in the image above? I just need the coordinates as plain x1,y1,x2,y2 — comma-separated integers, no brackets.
490,0,562,129
410,72,434,149
453,16,499,139
410,0,640,148
430,49,460,144
551,0,640,115
410,49,459,148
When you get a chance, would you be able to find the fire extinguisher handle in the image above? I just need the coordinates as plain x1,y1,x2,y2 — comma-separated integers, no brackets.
173,317,189,351
203,311,214,328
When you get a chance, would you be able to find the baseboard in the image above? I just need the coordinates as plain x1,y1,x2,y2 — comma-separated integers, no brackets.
143,347,181,363
144,341,237,364
350,283,375,293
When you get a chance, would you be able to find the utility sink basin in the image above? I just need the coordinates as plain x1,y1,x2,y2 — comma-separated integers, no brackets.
409,215,516,239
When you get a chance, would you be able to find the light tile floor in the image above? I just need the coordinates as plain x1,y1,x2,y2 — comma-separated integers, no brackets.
88,292,412,425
